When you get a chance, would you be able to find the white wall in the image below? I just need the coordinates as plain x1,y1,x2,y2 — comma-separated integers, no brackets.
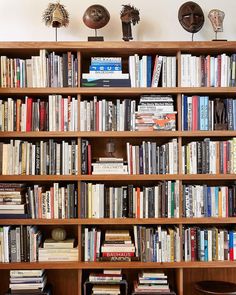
0,0,235,42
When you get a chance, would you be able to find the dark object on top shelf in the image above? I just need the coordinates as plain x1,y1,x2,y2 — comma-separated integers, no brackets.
120,4,140,41
83,4,110,41
195,280,236,294
214,97,227,130
178,1,204,41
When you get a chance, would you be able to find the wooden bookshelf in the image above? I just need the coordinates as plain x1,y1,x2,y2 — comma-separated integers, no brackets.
1,41,236,295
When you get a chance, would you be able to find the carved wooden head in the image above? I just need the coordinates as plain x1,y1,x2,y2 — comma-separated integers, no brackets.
178,1,204,33
83,4,110,30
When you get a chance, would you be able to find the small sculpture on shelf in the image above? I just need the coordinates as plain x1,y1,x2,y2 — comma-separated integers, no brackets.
51,227,67,241
83,4,110,41
178,1,204,41
214,97,227,130
208,9,226,40
120,4,140,41
42,1,69,41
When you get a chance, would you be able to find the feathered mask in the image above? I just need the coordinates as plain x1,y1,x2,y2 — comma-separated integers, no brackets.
43,2,69,28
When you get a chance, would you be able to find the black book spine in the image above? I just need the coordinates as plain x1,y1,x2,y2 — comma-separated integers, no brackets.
122,187,128,218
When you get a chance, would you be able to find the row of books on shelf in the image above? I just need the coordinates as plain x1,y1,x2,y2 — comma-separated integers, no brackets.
182,96,236,131
84,227,236,263
0,50,78,88
81,139,178,175
1,51,236,88
0,225,77,262
80,182,179,219
4,93,236,132
3,226,236,263
182,138,236,174
84,227,181,263
181,53,236,87
2,137,236,175
0,140,78,175
128,54,177,88
0,182,77,219
0,96,78,132
80,95,176,132
184,227,236,262
183,184,236,218
2,181,236,219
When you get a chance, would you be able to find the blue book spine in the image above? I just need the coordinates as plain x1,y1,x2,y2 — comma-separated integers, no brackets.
89,65,122,71
199,96,205,130
229,231,233,256
183,95,188,130
204,96,209,130
203,185,208,217
147,56,152,87
204,230,208,261
207,186,211,217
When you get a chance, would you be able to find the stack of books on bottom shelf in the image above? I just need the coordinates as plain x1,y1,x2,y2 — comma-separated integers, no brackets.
89,269,123,283
38,238,78,261
100,230,136,261
6,269,52,294
132,271,176,294
85,269,128,294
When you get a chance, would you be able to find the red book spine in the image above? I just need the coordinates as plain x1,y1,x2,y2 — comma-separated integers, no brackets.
68,96,71,131
39,101,46,131
206,55,211,87
96,101,99,131
87,144,92,175
102,252,135,257
217,55,221,87
190,228,196,261
26,97,33,131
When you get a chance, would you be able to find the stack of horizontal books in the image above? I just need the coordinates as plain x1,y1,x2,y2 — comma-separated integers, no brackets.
135,95,176,131
81,57,130,87
89,270,123,283
0,183,27,219
133,271,176,294
38,238,78,262
6,269,52,294
100,230,135,261
92,157,128,175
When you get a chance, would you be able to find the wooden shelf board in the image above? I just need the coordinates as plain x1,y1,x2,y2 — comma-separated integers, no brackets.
1,130,236,138
1,261,236,270
0,219,78,225
80,217,236,225
80,261,236,269
1,87,236,95
79,218,183,225
1,41,236,52
0,175,78,181
0,217,235,226
181,174,236,180
80,175,181,181
0,131,79,138
0,262,79,270
0,174,234,181
80,131,179,138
